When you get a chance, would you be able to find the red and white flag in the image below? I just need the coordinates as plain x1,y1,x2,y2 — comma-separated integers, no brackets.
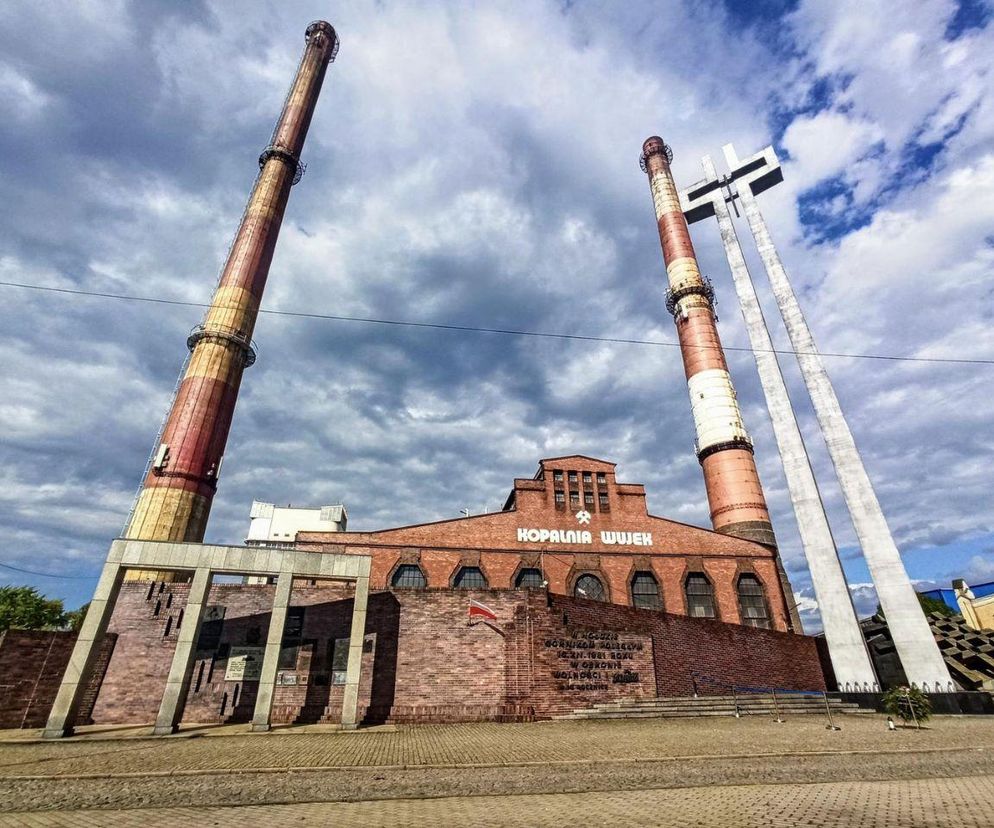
468,599,498,623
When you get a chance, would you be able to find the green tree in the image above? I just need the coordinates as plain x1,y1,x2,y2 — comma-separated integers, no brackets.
64,602,89,632
876,593,956,620
0,586,66,632
918,594,955,617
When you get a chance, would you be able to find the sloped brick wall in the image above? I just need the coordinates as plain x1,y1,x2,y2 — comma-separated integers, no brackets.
86,584,823,727
0,629,115,728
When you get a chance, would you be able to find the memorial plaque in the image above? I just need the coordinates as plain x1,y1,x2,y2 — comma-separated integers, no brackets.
544,630,652,693
225,646,265,681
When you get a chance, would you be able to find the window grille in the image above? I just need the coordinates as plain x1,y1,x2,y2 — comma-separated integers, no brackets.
574,574,606,602
737,574,771,629
631,571,663,610
454,566,488,589
515,568,544,588
391,564,427,589
685,574,716,618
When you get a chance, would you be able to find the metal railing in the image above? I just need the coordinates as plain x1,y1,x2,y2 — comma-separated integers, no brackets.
690,671,841,731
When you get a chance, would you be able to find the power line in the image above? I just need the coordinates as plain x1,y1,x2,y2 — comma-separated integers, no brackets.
2,279,992,366
0,561,97,580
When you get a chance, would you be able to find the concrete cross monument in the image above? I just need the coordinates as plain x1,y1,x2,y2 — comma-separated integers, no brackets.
680,144,952,691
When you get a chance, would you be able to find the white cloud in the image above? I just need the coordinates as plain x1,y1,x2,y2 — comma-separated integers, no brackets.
781,110,883,191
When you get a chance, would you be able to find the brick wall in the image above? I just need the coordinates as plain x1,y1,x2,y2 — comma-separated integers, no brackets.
0,629,115,728
85,582,823,727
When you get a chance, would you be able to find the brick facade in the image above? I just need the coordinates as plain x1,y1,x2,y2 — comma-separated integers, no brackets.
297,456,796,633
9,456,818,730
0,629,115,728
81,578,822,727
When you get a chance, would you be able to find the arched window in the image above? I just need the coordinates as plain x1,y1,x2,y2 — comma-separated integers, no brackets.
574,574,606,602
515,568,545,589
737,574,771,629
453,566,488,589
685,573,716,618
391,564,426,589
631,571,662,610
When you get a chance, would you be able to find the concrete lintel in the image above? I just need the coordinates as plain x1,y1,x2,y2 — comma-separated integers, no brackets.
111,538,369,582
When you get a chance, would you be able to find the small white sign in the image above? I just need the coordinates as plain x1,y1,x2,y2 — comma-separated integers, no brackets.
225,646,265,681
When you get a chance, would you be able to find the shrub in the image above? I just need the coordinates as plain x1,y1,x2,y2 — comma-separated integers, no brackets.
882,685,932,725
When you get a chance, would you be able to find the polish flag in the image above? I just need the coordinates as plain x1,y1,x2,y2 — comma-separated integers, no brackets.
468,599,498,623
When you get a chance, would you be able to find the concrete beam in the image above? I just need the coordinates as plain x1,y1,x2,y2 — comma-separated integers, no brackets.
724,143,952,690
680,157,876,687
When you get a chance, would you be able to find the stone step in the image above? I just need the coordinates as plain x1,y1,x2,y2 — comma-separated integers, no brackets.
587,699,851,711
558,707,856,720
555,693,864,721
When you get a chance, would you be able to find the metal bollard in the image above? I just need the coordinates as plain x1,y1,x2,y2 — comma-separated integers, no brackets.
823,692,840,731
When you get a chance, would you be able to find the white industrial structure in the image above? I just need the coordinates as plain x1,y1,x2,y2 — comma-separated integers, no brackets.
680,152,878,690
679,142,953,691
245,501,347,584
247,500,348,547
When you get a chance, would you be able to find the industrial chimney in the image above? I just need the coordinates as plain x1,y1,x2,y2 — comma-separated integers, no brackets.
640,136,776,548
123,21,339,578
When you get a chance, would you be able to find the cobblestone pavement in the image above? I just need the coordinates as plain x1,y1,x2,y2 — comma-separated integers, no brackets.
2,716,991,778
0,717,992,820
1,775,992,827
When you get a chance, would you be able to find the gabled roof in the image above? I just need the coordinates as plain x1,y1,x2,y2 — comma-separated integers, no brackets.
538,455,617,466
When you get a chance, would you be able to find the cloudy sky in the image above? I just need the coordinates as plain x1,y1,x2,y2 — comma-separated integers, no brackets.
1,0,992,630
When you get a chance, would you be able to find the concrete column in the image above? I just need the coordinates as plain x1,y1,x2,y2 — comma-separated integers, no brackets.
341,575,369,730
734,169,952,690
43,560,125,738
702,157,876,687
152,566,212,734
250,573,294,732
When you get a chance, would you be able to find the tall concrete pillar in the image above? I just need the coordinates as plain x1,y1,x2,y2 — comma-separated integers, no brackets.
341,575,369,730
250,573,293,732
641,135,800,632
43,559,125,738
725,144,952,689
124,22,339,580
680,156,877,687
152,566,212,734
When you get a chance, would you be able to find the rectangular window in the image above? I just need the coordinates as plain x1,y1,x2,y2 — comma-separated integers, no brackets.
570,490,580,505
278,606,305,669
582,472,592,483
568,471,577,483
553,470,563,482
584,492,594,505
331,638,349,685
554,490,565,504
596,473,606,484
598,493,609,508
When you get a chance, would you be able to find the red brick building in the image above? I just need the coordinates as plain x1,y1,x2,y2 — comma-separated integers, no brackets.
62,455,822,728
299,455,795,632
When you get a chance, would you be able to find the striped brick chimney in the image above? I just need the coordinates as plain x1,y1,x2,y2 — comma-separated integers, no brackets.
124,22,339,578
640,136,775,548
